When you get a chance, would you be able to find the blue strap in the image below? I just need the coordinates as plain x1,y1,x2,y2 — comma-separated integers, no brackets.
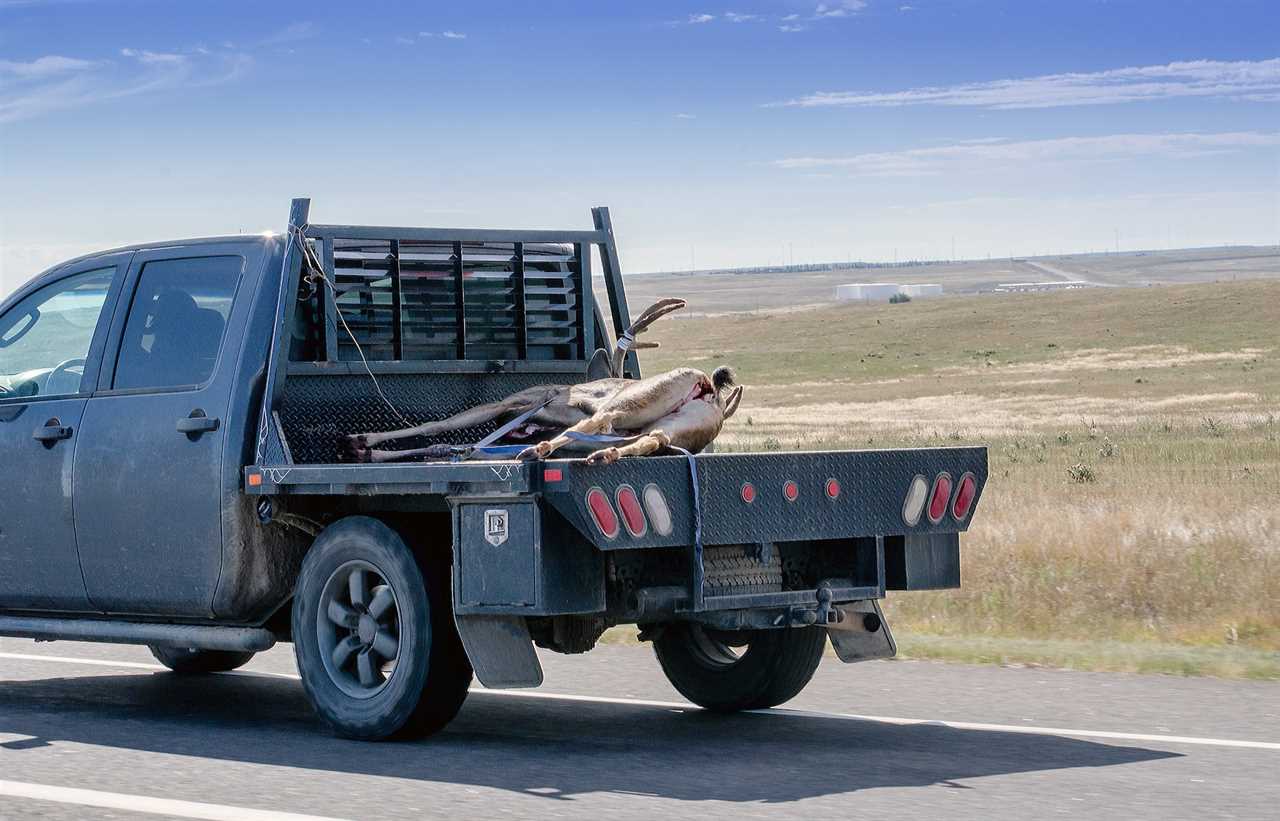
564,431,705,610
669,445,704,610
454,397,554,462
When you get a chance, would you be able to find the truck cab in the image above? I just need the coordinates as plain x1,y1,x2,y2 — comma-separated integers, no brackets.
0,201,987,740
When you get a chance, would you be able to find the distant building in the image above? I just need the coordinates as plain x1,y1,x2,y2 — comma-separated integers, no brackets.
901,283,943,298
836,283,903,301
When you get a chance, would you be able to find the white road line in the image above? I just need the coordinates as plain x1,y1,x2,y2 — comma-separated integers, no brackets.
2,650,1277,752
0,779,351,821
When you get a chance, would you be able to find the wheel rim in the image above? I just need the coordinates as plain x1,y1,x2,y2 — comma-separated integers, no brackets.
686,624,750,668
316,560,402,699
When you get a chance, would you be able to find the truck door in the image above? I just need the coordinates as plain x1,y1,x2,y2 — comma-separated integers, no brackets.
72,248,248,616
0,259,126,611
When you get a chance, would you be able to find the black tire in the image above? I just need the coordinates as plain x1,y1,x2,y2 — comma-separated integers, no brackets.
653,623,826,712
292,516,472,740
148,645,255,674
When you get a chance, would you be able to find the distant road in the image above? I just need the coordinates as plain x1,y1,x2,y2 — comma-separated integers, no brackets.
1,638,1277,820
1020,258,1113,286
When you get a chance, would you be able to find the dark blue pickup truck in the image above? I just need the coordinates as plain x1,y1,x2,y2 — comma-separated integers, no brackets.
0,199,987,739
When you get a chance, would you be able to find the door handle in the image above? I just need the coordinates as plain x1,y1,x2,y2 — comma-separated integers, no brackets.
177,410,220,439
33,420,73,446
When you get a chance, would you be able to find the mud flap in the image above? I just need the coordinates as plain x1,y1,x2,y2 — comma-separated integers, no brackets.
454,613,544,688
827,600,896,663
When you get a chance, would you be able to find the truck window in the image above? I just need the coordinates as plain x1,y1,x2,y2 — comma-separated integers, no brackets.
0,267,115,401
112,256,242,391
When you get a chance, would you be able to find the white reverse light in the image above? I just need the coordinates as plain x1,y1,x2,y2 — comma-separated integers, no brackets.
902,474,929,526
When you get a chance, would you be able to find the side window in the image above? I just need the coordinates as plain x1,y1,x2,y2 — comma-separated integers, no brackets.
0,267,116,401
113,256,242,391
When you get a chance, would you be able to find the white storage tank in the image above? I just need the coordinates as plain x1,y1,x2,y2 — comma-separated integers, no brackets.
836,283,902,301
901,284,943,298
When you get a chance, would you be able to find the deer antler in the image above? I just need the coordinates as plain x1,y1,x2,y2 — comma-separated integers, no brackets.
611,298,685,377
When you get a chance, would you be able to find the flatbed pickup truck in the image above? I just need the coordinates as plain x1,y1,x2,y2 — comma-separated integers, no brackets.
0,199,986,739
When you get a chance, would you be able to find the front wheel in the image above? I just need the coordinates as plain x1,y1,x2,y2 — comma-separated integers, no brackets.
292,516,472,740
148,645,255,674
653,623,826,712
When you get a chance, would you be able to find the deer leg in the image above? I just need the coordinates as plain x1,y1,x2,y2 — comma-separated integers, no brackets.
342,387,560,461
585,430,671,465
518,410,627,461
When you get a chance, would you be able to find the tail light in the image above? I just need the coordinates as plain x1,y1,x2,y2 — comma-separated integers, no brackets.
783,480,799,502
615,484,647,537
902,475,929,525
927,472,953,524
952,472,977,520
642,484,674,536
741,482,757,504
585,487,619,539
825,478,841,500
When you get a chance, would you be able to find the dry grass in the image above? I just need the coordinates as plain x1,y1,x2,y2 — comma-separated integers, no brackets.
636,279,1280,671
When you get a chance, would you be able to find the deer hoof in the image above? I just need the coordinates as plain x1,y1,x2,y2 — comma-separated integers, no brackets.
586,447,620,466
519,441,552,461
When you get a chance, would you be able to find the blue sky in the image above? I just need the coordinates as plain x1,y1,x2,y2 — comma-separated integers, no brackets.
1,0,1277,292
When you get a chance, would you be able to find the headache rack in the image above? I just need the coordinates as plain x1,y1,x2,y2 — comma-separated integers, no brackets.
252,198,641,469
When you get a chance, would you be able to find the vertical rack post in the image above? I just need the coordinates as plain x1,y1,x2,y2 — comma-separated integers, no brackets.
513,241,528,359
452,241,466,359
321,236,338,362
591,207,638,378
389,239,403,361
256,197,310,464
574,241,594,359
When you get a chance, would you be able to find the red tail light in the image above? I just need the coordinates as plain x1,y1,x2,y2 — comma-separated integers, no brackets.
615,484,647,537
952,472,977,520
825,478,841,500
741,482,757,504
927,472,953,524
783,480,799,502
585,487,619,539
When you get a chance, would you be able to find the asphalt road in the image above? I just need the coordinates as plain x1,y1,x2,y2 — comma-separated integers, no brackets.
0,636,1276,820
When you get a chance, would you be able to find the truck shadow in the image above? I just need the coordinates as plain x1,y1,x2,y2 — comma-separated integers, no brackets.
0,670,1178,804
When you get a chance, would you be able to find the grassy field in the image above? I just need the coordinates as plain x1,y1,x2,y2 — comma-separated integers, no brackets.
620,245,1279,312
636,278,1280,676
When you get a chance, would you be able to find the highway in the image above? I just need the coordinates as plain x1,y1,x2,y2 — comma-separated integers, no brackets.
0,637,1276,820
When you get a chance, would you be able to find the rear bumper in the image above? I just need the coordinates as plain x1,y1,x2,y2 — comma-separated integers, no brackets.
541,446,987,550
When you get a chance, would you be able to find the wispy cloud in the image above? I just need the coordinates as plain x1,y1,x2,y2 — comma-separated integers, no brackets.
778,58,1280,109
0,55,96,78
724,12,762,23
780,24,806,33
814,1,867,18
442,30,466,39
120,48,186,66
675,112,697,119
1,46,250,124
687,13,715,24
772,131,1280,176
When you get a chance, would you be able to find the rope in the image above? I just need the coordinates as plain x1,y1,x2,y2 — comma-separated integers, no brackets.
291,225,414,429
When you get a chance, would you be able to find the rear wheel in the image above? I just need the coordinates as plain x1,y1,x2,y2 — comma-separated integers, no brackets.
653,623,826,712
148,645,255,674
292,516,471,740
